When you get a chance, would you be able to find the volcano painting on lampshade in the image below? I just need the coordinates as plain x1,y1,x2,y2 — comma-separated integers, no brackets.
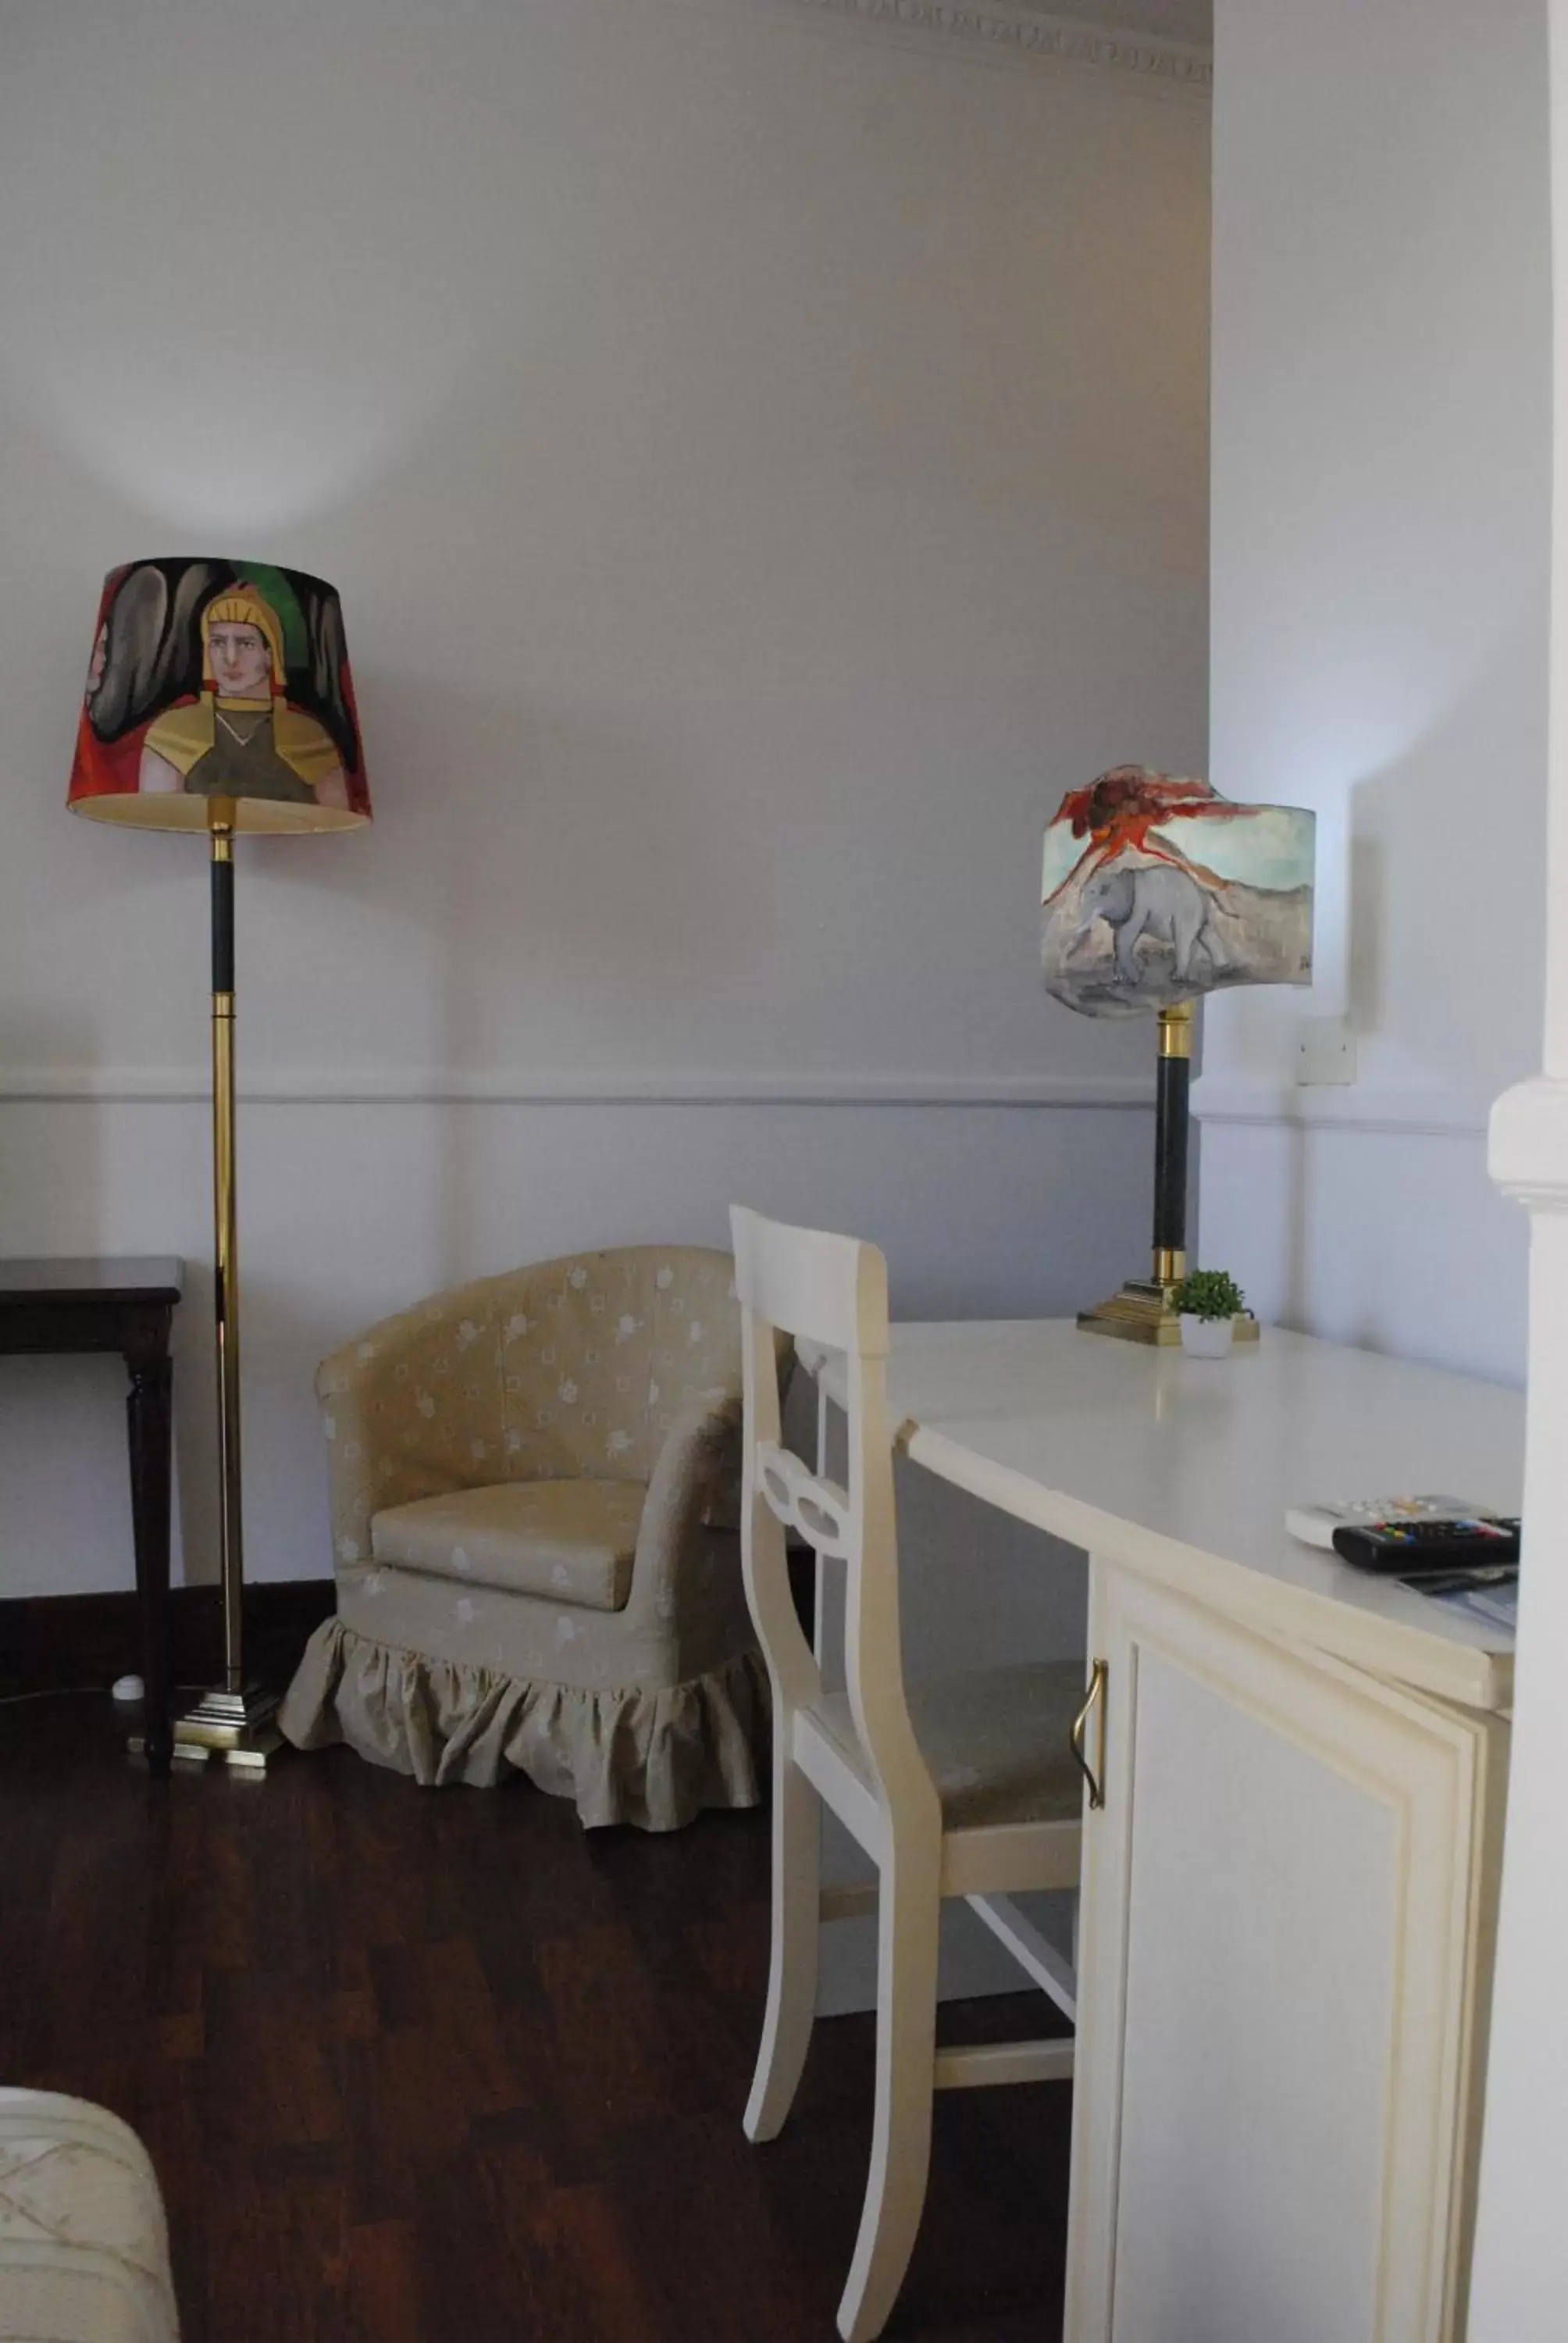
1040,765,1313,1018
69,558,370,835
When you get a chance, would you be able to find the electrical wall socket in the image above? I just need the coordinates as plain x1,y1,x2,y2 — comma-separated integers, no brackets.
1297,1018,1356,1086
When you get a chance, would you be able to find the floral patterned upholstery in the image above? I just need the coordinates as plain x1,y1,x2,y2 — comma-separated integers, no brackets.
0,2091,178,2343
280,1246,786,1831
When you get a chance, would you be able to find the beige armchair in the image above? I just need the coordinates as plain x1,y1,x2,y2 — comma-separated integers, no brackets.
280,1244,781,1830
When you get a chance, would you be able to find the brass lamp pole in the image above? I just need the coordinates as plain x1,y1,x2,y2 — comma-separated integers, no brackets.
68,560,372,1771
173,799,280,1764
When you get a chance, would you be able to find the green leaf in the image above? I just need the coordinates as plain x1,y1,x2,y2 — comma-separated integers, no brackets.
1171,1268,1245,1321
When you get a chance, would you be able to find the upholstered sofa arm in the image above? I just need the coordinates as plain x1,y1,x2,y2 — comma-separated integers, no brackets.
315,1292,494,1570
626,1391,745,1621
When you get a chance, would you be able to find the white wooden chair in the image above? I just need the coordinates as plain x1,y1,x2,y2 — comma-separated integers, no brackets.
729,1206,1088,2342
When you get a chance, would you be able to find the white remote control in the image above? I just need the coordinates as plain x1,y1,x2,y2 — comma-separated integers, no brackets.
1285,1496,1502,1552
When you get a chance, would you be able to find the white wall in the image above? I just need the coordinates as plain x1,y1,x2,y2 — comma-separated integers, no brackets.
0,0,1210,1601
1199,0,1551,1383
1469,4,1568,2328
1204,1,1566,2313
0,1093,1148,1596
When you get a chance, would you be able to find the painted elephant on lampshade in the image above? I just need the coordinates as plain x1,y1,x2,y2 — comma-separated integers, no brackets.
1079,860,1221,986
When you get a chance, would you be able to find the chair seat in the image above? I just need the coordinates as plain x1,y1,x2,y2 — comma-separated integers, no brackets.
370,1478,645,1611
821,1659,1085,1831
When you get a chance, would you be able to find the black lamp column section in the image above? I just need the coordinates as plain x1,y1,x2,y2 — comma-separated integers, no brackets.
1152,1000,1193,1290
208,797,244,1699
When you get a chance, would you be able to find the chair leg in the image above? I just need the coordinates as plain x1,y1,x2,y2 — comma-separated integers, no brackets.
836,1854,942,2343
744,1753,822,2143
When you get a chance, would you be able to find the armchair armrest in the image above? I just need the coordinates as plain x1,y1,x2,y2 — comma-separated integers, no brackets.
315,1293,489,1569
625,1390,744,1624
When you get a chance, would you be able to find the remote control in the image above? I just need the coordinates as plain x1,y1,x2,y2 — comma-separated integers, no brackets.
1285,1496,1499,1552
1331,1517,1521,1575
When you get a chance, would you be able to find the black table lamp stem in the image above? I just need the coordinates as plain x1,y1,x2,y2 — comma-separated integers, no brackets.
1152,1000,1192,1289
1076,995,1258,1344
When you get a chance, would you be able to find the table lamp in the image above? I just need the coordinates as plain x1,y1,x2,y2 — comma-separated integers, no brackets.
1041,765,1313,1343
69,558,371,1767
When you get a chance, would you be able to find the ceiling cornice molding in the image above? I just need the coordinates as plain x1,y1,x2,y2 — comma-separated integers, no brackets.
777,0,1213,91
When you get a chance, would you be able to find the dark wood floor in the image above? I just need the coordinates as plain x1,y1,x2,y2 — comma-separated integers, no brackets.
0,1694,1071,2342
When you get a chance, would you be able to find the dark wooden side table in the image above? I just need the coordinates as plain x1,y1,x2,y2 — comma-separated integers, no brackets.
0,1258,182,1772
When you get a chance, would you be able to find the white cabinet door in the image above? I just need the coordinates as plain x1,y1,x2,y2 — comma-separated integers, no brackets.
1065,1563,1506,2343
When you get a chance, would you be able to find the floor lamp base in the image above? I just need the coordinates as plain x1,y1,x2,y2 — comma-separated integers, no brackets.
171,1684,284,1772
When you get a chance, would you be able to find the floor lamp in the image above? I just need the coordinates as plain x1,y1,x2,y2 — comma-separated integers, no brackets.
69,560,372,1768
1040,765,1314,1343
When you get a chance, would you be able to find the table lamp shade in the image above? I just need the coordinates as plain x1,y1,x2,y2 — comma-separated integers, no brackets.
1041,766,1313,1018
68,558,369,835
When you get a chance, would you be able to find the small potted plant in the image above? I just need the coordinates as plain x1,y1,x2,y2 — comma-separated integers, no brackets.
1171,1268,1246,1358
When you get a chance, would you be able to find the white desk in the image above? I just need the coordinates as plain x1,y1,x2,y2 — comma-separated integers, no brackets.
808,1321,1521,2343
808,1319,1521,1710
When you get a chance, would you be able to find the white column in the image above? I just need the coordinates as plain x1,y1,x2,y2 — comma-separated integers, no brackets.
1468,5,1568,2329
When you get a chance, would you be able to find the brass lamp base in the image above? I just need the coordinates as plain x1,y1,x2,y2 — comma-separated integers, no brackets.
172,1683,283,1772
1078,1279,1261,1347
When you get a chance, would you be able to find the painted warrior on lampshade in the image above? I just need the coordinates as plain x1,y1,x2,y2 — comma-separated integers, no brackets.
139,582,347,809
68,556,369,832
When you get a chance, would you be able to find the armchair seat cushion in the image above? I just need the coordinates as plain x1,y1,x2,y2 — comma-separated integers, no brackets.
370,1478,645,1612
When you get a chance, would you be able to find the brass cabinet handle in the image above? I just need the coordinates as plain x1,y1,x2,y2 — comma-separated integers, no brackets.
1071,1659,1108,1810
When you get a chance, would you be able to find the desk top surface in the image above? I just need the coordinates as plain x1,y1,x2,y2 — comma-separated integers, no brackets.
0,1258,183,1303
806,1321,1523,1712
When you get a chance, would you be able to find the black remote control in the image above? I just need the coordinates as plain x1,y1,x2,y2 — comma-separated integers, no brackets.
1331,1517,1521,1575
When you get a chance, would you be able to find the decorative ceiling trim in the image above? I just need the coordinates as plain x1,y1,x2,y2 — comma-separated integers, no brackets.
779,0,1213,91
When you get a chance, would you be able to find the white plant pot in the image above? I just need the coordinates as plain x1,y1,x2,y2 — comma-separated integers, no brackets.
1179,1313,1235,1359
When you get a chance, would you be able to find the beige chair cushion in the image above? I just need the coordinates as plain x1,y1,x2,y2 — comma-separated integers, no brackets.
821,1659,1086,1831
370,1478,646,1612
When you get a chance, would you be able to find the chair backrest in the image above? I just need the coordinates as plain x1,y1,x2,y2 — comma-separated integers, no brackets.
349,1246,744,1501
494,1245,743,1484
729,1206,932,1823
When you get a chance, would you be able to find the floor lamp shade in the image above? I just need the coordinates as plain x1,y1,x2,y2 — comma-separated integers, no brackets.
67,559,369,1769
1040,767,1315,1342
69,558,370,832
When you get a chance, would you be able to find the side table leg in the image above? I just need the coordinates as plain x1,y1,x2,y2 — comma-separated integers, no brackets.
127,1350,174,1774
